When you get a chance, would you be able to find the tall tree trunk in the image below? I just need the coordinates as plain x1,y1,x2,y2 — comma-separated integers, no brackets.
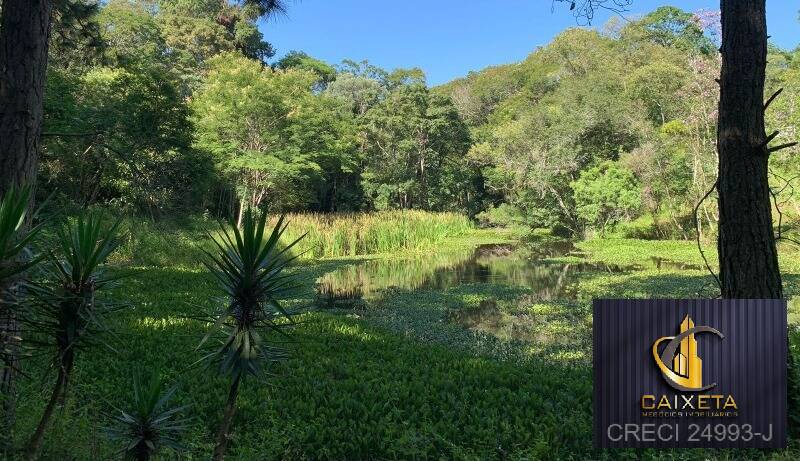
0,0,54,453
0,0,51,194
213,375,241,461
236,201,244,228
716,0,782,299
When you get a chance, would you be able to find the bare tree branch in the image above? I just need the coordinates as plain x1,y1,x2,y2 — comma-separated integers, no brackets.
764,87,783,111
769,169,800,247
760,130,780,148
551,0,633,25
693,179,721,290
768,142,798,154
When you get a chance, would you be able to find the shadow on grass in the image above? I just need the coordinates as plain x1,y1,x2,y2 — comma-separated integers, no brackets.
15,258,800,460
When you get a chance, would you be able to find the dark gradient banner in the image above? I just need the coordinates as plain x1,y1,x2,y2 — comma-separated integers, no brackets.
593,299,787,449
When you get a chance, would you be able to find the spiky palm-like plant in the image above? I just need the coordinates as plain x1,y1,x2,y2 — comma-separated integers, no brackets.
105,372,189,461
23,214,123,461
199,210,303,461
0,186,43,283
0,186,43,454
1,186,43,358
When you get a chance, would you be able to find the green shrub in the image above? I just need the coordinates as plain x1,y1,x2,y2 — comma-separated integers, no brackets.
571,161,642,236
615,215,660,239
475,203,525,228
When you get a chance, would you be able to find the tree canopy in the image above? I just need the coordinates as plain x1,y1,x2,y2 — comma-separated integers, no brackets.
36,3,800,238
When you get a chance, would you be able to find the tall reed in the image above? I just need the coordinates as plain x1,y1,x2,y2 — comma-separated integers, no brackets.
274,210,474,258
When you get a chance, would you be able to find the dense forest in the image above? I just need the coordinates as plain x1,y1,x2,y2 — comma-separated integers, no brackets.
40,1,800,239
4,1,800,459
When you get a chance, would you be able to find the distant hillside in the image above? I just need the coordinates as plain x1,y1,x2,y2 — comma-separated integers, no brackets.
430,6,798,238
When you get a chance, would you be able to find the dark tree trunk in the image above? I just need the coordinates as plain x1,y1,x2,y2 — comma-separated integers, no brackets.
716,0,782,299
0,0,52,194
0,0,54,454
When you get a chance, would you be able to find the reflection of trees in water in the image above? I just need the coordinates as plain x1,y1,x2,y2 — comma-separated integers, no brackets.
315,242,622,303
316,246,475,301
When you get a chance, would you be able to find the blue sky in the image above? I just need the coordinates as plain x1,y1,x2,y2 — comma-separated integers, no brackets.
261,1,799,86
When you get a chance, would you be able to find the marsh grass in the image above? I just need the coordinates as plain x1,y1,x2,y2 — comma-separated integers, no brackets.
274,210,474,258
109,211,475,267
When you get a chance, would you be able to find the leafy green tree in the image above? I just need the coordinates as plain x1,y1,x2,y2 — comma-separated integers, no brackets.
98,0,168,68
193,53,356,220
571,161,641,236
626,60,689,125
326,72,387,116
42,62,203,215
361,82,473,211
454,29,649,233
620,6,717,55
284,94,361,212
276,51,337,90
158,0,285,65
48,0,104,72
622,121,694,238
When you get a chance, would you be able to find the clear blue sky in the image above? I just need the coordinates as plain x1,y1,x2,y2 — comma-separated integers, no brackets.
261,1,799,86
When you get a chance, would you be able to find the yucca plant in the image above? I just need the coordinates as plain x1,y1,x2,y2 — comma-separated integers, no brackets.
23,214,123,461
1,186,43,354
198,210,303,461
105,372,189,461
0,186,43,283
0,186,43,454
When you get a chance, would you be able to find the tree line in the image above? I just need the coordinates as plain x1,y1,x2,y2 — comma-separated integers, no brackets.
39,0,476,221
440,6,799,240
36,3,800,242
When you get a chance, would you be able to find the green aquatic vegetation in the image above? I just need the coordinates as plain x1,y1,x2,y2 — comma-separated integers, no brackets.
575,238,715,267
10,222,800,459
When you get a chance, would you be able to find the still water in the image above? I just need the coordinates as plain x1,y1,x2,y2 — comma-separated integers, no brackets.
316,241,700,304
315,241,701,348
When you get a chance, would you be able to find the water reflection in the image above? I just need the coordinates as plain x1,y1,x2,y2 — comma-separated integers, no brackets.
315,242,625,306
315,241,700,352
445,299,585,347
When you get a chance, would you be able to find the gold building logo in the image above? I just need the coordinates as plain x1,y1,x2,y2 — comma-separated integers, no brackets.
652,315,724,392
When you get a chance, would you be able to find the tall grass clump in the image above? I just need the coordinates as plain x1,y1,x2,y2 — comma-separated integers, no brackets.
276,210,473,258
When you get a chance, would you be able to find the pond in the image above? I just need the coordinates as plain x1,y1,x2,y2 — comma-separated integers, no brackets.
314,239,705,354
316,240,700,304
